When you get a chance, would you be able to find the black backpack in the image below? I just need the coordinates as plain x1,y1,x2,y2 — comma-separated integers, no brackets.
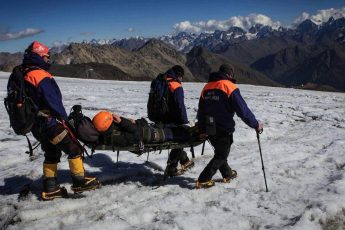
68,105,100,147
4,65,38,135
147,74,171,123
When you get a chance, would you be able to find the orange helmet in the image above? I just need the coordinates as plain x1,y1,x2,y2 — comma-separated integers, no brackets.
92,111,113,132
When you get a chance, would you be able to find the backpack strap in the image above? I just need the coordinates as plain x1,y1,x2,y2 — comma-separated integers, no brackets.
11,65,41,101
23,66,41,75
59,120,93,159
166,78,181,93
24,135,41,158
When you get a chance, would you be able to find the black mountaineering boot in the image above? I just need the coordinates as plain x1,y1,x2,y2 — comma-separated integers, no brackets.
41,163,68,201
179,151,194,172
222,169,237,183
41,177,68,201
164,165,183,178
195,180,215,189
71,175,101,193
181,160,195,171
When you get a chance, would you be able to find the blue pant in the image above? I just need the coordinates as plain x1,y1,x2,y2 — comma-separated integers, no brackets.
198,130,233,182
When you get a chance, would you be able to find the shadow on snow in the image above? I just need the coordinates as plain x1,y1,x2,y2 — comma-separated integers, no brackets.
0,153,196,201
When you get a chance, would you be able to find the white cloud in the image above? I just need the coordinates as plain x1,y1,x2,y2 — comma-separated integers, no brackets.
293,12,310,26
0,28,44,41
174,13,281,33
174,21,202,33
52,41,69,47
128,27,135,32
294,7,345,26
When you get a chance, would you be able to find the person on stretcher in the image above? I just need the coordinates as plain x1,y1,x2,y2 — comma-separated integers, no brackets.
90,110,199,147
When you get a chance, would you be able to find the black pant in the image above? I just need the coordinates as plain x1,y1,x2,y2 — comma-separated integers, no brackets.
167,148,189,168
33,122,83,164
198,131,233,182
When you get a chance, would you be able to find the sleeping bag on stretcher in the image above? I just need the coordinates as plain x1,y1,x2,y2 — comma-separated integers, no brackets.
67,105,201,149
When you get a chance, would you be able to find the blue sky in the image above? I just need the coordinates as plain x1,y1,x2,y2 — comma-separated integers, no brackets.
0,0,344,53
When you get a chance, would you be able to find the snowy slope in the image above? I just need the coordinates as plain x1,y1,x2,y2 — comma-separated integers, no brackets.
1,71,345,230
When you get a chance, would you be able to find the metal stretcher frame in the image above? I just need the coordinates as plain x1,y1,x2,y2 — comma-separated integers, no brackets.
95,140,206,158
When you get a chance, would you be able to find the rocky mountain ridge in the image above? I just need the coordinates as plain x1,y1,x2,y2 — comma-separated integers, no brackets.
1,17,344,91
52,39,197,81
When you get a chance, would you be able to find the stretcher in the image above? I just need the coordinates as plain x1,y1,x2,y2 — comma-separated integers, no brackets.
95,140,206,158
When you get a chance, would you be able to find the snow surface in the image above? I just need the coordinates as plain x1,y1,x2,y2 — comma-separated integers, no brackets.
1,71,345,230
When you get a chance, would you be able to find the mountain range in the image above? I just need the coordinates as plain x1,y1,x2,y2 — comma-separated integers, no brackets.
1,17,344,91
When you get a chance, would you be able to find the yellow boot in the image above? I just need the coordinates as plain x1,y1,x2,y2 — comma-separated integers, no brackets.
68,156,101,193
41,163,68,201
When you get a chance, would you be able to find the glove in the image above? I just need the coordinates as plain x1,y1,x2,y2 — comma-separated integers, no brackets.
68,105,84,122
181,123,191,129
199,133,208,140
256,121,264,134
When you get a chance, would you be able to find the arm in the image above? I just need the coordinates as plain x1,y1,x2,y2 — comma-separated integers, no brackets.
38,78,68,120
117,117,137,133
232,89,258,129
172,87,189,125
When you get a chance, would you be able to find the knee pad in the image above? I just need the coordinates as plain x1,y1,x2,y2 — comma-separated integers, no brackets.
50,129,68,145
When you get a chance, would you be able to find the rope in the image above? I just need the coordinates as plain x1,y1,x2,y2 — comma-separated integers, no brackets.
60,120,92,159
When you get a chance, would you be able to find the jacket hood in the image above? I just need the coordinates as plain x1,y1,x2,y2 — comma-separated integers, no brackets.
165,69,181,82
208,71,236,83
22,51,50,71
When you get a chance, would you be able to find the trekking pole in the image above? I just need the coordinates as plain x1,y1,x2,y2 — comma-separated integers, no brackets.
190,145,195,158
256,131,268,192
116,150,120,167
201,140,206,155
146,152,150,162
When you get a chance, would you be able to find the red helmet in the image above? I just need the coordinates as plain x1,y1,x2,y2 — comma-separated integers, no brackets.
30,41,49,57
92,111,113,132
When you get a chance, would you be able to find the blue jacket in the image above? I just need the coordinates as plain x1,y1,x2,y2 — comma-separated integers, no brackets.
164,69,188,125
197,72,258,133
23,52,68,127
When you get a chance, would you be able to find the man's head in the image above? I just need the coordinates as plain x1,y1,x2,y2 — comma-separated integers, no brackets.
171,65,184,80
26,41,50,62
219,64,234,79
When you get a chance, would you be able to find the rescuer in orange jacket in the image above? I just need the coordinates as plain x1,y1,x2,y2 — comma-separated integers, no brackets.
160,66,195,177
23,41,101,200
196,64,263,188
